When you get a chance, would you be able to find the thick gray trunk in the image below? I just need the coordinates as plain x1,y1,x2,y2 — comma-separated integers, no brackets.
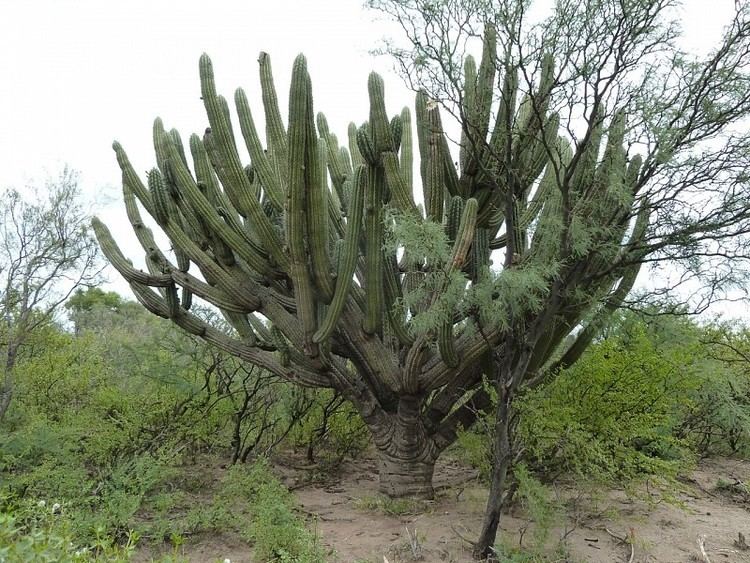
370,396,439,499
377,450,436,498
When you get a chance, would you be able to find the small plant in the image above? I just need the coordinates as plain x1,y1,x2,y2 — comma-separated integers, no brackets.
714,478,750,503
404,526,423,560
353,495,431,516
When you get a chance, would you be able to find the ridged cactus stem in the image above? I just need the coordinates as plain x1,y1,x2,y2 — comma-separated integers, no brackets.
415,91,430,199
425,107,445,222
258,52,289,172
382,152,422,219
287,54,320,356
399,107,414,194
234,88,285,210
438,198,478,367
348,122,364,168
189,133,241,223
368,73,394,154
460,54,477,176
308,136,335,303
363,164,385,335
383,250,414,346
312,168,366,343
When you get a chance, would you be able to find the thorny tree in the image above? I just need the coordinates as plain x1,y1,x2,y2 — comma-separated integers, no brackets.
95,0,750,528
0,168,101,419
369,0,750,556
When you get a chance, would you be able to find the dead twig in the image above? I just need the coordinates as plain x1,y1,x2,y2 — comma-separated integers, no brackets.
603,527,628,543
601,526,635,563
698,535,712,563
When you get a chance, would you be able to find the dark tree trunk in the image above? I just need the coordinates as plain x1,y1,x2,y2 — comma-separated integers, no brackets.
473,388,513,560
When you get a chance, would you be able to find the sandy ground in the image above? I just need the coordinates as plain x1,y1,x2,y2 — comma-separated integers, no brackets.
289,455,750,563
137,454,750,563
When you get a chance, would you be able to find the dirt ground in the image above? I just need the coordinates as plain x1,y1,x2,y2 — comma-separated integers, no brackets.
288,455,750,563
141,454,750,563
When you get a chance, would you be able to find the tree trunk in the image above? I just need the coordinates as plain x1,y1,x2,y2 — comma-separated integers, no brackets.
0,382,11,421
371,396,439,499
473,389,513,560
377,449,436,498
0,342,18,421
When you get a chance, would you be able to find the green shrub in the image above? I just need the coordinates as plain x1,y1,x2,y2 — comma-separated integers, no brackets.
517,327,697,483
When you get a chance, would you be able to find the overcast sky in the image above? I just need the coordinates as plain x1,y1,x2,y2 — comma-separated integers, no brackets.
0,0,742,313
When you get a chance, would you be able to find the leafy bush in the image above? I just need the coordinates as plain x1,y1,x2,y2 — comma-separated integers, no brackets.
245,463,326,562
517,326,697,483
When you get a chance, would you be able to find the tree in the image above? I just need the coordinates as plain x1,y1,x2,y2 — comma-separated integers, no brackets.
368,0,750,556
0,168,101,419
66,287,125,334
95,0,750,514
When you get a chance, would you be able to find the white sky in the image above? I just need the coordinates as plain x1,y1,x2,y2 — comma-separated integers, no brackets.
0,0,742,315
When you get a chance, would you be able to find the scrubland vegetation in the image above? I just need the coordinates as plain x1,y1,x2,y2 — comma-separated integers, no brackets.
1,285,748,561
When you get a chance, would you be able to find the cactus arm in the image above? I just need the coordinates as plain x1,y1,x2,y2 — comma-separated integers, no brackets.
368,73,394,154
363,164,385,335
234,87,284,210
415,91,430,198
93,216,259,314
437,198,478,367
471,24,496,147
460,54,477,177
348,122,364,168
399,107,414,195
446,196,465,245
223,311,257,346
199,54,289,271
383,249,414,346
460,24,496,183
128,169,262,312
317,112,350,206
307,136,335,303
554,261,641,373
164,283,180,318
92,218,172,287
382,152,422,219
258,52,289,173
130,280,329,387
425,107,445,222
113,142,154,213
488,66,518,177
287,54,320,356
189,134,237,218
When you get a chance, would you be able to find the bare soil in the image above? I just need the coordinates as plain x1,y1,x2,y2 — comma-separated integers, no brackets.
289,455,750,563
139,454,750,563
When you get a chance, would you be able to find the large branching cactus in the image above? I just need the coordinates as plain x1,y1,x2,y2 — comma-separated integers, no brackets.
94,38,647,497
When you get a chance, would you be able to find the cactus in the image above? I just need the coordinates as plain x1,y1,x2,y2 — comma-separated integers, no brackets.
96,42,648,499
